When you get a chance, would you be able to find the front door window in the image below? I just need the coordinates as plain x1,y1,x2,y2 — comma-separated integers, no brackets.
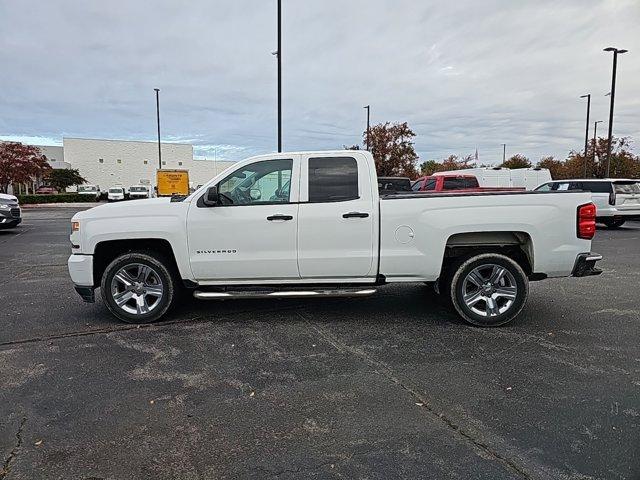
218,159,292,205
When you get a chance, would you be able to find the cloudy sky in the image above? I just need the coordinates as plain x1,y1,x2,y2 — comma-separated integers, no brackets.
1,0,638,164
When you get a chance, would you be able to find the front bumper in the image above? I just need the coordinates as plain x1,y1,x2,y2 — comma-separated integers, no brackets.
68,254,95,302
572,252,603,277
0,207,21,228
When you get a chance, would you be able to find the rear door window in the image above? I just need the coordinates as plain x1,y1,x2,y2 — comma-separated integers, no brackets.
308,157,358,202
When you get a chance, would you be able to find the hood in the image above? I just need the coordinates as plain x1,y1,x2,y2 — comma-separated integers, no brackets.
73,197,183,221
0,193,18,203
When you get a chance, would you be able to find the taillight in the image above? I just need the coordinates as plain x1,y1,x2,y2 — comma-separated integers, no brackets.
577,203,596,239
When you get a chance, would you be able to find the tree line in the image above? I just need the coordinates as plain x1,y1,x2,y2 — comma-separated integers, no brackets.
349,122,640,180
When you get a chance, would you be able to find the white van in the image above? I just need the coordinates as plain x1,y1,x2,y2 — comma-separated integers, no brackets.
129,185,151,200
535,179,640,228
509,168,552,190
77,184,101,201
107,186,126,202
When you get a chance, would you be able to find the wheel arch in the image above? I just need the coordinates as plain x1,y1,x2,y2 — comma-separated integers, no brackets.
441,231,534,279
93,238,181,287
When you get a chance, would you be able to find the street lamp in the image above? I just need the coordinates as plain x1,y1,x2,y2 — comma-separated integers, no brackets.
363,105,370,150
273,0,282,152
154,88,162,170
580,94,591,177
603,47,628,177
502,144,506,163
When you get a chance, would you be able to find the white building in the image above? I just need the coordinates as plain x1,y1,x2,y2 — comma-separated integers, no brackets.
62,137,234,190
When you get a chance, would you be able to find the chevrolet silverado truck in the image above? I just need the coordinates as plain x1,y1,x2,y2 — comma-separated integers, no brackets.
68,150,602,327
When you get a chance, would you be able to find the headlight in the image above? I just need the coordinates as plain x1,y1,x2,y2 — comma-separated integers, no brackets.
0,204,10,210
71,221,80,232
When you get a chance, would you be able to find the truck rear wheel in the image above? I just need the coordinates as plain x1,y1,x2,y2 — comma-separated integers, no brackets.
100,252,177,324
449,253,528,327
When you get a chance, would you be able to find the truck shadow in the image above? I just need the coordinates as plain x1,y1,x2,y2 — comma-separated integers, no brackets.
173,283,466,328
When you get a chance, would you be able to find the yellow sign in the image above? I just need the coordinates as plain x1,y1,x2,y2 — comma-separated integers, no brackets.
156,169,189,196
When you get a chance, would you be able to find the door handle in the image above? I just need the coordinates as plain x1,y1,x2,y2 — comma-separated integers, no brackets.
267,214,293,221
342,212,369,218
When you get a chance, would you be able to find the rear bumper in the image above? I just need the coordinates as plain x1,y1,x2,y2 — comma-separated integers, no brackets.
572,252,603,277
597,210,640,220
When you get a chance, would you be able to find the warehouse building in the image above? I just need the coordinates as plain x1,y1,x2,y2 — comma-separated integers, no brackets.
62,137,234,191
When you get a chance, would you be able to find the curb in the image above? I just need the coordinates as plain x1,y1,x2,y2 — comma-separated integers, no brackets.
21,203,103,209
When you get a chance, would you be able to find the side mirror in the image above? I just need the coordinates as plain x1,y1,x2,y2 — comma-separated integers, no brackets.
203,185,220,207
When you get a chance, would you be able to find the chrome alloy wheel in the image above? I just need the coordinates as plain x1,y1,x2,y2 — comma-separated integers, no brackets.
462,264,518,317
110,263,164,316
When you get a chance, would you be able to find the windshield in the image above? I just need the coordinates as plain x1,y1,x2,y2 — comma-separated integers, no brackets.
78,186,97,192
614,182,640,194
130,186,147,192
109,188,123,193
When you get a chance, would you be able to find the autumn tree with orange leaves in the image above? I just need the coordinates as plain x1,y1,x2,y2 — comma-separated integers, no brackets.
0,142,51,193
364,122,419,178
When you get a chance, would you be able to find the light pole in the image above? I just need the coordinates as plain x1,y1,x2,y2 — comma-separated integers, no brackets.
502,144,506,163
276,0,282,152
364,105,370,150
154,88,162,170
580,94,590,177
603,47,628,177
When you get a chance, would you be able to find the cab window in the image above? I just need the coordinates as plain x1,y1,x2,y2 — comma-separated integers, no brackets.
217,159,292,205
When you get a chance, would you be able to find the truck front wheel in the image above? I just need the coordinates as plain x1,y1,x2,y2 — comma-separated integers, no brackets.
449,253,528,327
100,252,177,324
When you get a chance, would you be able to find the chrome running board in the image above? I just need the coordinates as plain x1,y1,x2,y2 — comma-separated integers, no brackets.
193,288,377,300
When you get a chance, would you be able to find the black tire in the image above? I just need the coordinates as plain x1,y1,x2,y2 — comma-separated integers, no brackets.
603,218,625,229
449,253,528,327
100,251,177,324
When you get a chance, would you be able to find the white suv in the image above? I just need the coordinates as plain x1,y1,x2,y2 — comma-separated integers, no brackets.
535,179,640,228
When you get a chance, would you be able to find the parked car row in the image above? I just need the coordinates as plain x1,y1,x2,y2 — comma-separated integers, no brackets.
534,179,640,228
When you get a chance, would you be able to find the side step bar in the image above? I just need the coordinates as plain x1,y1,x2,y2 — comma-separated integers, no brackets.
193,288,377,300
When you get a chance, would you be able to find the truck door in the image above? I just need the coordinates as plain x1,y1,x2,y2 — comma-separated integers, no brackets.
297,154,376,279
186,156,300,281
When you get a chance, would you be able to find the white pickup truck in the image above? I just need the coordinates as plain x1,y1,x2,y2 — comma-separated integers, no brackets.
68,150,602,327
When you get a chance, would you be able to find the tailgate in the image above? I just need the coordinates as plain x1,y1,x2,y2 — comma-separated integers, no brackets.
614,181,640,211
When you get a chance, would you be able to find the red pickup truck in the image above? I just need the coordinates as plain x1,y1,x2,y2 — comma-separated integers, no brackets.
411,175,524,193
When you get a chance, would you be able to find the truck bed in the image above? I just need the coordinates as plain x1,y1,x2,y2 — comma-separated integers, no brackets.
378,189,593,281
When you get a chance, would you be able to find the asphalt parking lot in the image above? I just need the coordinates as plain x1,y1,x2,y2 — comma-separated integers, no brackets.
1,206,638,480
